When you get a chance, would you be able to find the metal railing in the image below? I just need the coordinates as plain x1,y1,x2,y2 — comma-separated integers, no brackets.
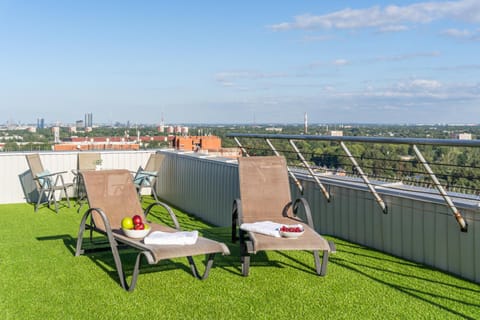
227,133,480,232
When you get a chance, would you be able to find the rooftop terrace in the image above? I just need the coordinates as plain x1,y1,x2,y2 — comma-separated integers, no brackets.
1,136,480,318
1,200,479,319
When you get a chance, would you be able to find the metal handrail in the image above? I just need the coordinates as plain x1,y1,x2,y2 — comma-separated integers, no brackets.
227,132,477,232
227,133,480,147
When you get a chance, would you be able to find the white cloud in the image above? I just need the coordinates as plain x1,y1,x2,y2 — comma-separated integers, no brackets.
333,59,349,66
301,34,333,42
441,27,480,40
409,79,442,89
442,28,472,37
375,51,440,61
214,71,289,88
268,0,480,32
378,25,409,32
215,71,287,82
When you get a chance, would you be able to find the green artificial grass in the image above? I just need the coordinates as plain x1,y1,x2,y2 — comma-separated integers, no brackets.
0,199,479,320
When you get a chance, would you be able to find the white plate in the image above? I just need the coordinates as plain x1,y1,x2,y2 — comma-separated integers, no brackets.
279,229,304,238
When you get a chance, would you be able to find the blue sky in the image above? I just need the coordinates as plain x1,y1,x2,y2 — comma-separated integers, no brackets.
1,0,480,125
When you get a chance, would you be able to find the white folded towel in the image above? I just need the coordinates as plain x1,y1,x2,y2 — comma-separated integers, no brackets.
240,221,285,238
144,230,199,245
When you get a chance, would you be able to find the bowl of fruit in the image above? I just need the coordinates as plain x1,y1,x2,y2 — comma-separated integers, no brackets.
121,214,151,239
279,225,304,238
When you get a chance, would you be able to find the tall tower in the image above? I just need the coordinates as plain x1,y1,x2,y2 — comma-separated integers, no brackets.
304,112,308,134
52,126,60,143
85,113,93,128
37,118,45,129
158,112,165,133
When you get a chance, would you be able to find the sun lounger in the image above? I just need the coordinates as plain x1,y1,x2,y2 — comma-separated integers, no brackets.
75,169,230,291
232,156,331,276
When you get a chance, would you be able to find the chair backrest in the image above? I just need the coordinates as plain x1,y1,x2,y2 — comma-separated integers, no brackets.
143,153,165,172
134,153,165,186
238,156,292,222
81,169,143,231
78,153,102,170
25,154,45,178
25,154,48,189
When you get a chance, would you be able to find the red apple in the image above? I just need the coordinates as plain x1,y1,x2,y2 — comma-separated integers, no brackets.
134,222,145,230
132,215,142,225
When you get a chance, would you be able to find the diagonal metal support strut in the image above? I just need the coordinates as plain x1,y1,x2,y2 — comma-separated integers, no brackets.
288,139,330,202
233,137,249,157
412,144,467,232
340,141,388,214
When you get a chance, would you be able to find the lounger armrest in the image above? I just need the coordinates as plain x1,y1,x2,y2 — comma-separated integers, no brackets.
139,171,158,177
144,201,181,231
76,207,117,256
133,169,158,187
51,170,68,176
231,199,242,243
292,197,315,229
35,171,70,188
34,171,67,179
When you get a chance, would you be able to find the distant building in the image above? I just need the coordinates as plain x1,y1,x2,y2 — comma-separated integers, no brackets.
37,118,45,129
171,135,241,158
329,130,343,137
456,133,472,140
51,126,60,143
173,135,221,151
265,127,283,132
76,120,84,129
69,126,77,133
85,113,93,128
53,136,140,151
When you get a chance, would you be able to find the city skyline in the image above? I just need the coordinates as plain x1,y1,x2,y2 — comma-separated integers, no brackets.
1,1,479,125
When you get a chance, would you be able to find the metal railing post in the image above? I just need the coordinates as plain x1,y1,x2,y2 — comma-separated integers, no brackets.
340,141,388,214
412,144,468,232
233,137,249,157
288,140,330,202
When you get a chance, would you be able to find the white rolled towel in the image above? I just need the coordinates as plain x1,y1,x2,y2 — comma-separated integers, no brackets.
240,221,285,238
144,230,199,245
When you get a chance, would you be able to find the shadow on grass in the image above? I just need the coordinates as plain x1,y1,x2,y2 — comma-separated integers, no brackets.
199,227,290,276
337,241,480,294
37,227,274,288
37,233,208,289
275,250,328,276
331,256,480,319
338,241,423,267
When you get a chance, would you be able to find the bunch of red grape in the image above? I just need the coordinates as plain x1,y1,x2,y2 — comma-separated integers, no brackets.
280,225,303,232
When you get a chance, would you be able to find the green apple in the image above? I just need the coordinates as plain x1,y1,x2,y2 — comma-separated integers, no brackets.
121,217,134,229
